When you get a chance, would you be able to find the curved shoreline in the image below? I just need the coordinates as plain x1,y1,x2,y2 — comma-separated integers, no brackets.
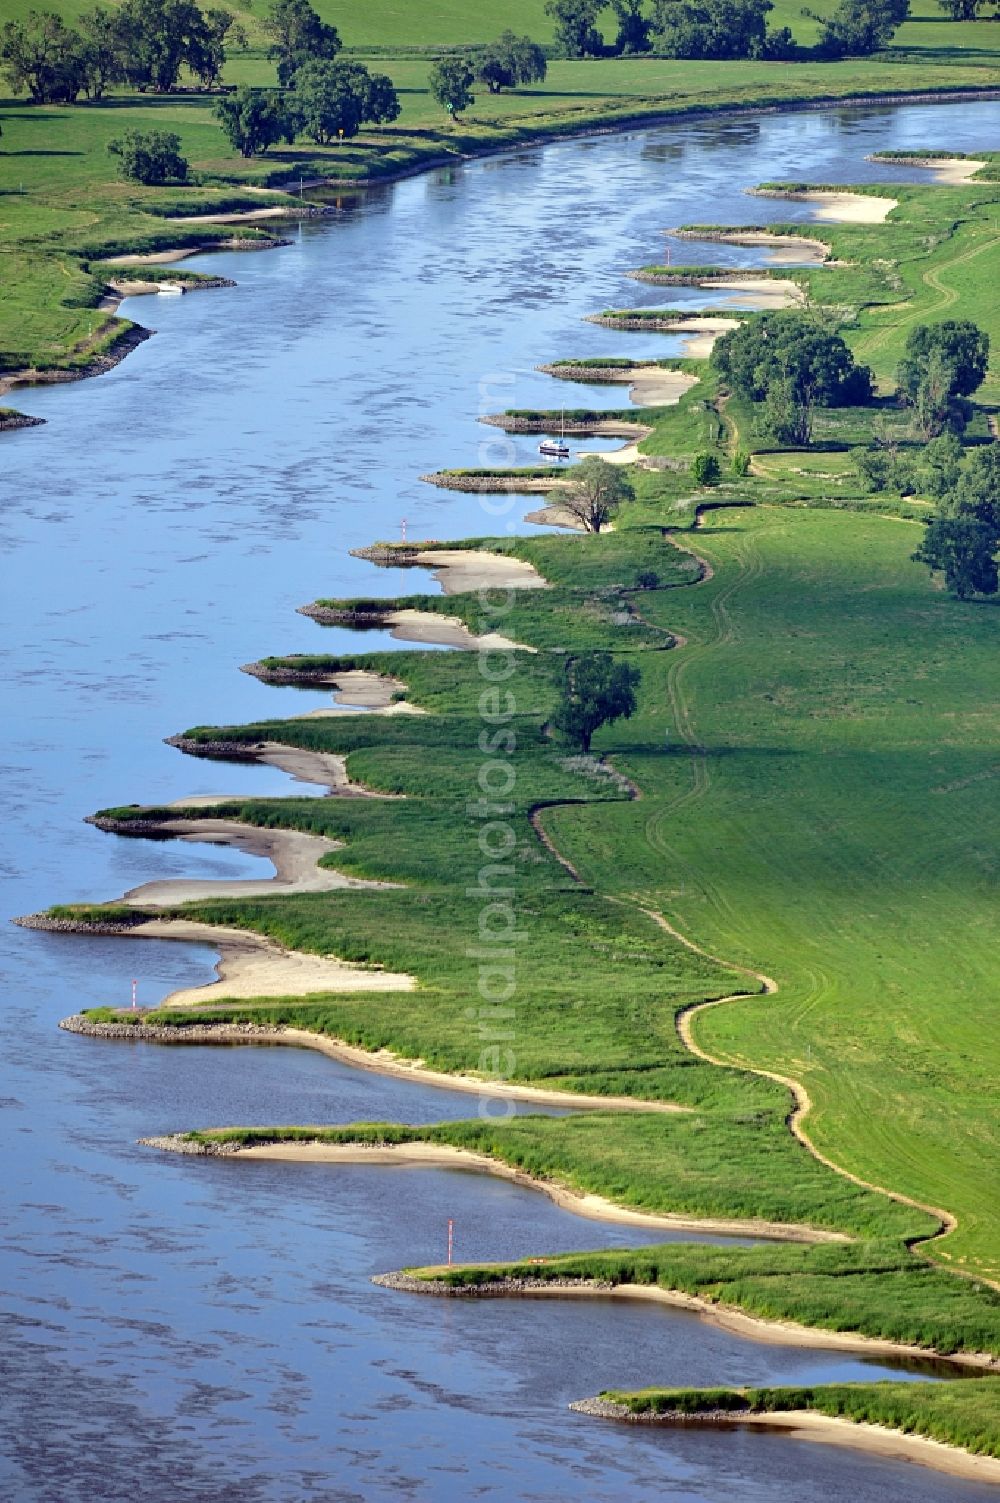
299,601,538,652
5,88,997,403
145,1135,848,1242
373,1271,996,1371
47,919,414,1003
569,1396,1000,1482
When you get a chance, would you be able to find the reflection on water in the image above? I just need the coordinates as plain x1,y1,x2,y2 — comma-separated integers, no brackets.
2,98,998,1501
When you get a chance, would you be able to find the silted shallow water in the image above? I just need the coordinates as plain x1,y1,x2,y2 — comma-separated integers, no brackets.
2,99,999,1501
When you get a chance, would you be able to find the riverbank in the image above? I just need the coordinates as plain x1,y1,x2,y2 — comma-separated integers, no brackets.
373,1270,997,1371
569,1393,1000,1483
4,78,998,383
144,1135,856,1242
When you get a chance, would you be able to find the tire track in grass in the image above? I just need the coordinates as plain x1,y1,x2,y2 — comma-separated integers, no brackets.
857,233,999,367
553,509,977,1269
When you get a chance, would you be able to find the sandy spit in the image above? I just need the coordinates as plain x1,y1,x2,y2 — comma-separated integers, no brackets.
671,230,830,264
572,1399,1000,1481
119,818,395,906
210,1140,846,1243
755,190,897,224
869,156,986,185
382,1271,996,1370
387,608,537,653
110,919,414,1004
524,503,588,531
409,549,548,596
700,276,805,309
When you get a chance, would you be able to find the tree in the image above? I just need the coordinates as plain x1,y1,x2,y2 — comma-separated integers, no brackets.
544,0,604,56
813,0,908,55
292,59,399,143
948,443,1000,534
77,6,125,99
913,515,998,599
937,0,998,17
611,0,653,52
561,455,634,532
651,0,775,58
215,85,296,156
474,31,547,92
712,311,873,446
913,443,1000,597
429,56,475,116
115,0,220,92
266,0,340,87
554,654,641,753
108,128,189,183
922,432,964,499
691,452,720,485
897,321,990,441
0,12,88,103
898,320,990,403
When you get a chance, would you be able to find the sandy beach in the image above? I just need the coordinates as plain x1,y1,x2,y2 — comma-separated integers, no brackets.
118,919,414,1004
216,1139,847,1242
120,818,394,906
871,155,986,184
797,191,898,223
410,548,548,595
385,608,536,652
573,1399,1000,1482
701,276,805,308
674,230,830,264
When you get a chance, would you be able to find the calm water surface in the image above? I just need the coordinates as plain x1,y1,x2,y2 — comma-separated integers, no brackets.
3,100,999,1501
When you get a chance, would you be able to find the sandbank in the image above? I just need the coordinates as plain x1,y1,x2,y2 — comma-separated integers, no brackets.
205,1140,844,1242
386,608,536,652
573,1398,1000,1481
871,155,986,184
410,549,548,596
114,919,413,1004
797,191,897,223
700,276,804,309
674,230,829,263
121,818,395,905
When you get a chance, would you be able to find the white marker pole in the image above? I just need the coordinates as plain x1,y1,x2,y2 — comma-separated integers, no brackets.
131,979,137,1011
447,1218,454,1267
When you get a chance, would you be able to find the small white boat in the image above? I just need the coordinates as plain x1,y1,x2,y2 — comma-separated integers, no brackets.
538,408,570,460
158,282,184,296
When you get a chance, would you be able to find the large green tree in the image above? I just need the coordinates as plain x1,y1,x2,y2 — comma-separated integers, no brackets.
561,455,635,532
913,443,1000,597
474,31,547,92
114,0,220,91
544,0,605,56
554,654,642,753
651,0,776,58
428,56,475,116
265,0,340,87
712,312,873,445
0,12,88,103
813,0,909,56
897,322,990,440
292,59,399,143
215,85,296,156
611,0,653,52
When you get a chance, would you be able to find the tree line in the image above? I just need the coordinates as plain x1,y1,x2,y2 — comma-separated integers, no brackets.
1,0,244,102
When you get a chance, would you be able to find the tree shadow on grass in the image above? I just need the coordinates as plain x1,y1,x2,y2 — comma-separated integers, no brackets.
2,149,84,157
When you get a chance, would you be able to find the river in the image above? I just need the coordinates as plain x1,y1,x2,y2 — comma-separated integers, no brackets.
2,99,998,1501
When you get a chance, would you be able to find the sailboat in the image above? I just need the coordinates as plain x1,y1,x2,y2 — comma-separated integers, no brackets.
538,409,570,460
